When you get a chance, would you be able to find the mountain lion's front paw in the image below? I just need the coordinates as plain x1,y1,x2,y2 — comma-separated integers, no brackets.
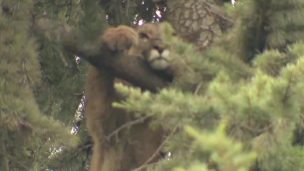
102,25,138,51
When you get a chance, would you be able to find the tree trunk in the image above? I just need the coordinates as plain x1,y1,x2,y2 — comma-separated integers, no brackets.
166,0,233,50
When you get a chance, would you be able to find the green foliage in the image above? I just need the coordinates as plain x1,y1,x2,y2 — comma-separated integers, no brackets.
114,4,304,170
227,0,304,62
116,42,304,171
174,123,256,171
0,0,79,170
2,0,304,171
160,22,252,92
33,0,92,170
0,0,168,170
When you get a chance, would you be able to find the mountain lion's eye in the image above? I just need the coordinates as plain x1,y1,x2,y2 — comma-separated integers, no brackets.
139,32,149,40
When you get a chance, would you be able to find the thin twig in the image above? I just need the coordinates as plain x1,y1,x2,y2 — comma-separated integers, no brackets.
194,81,204,95
132,126,178,171
106,115,150,140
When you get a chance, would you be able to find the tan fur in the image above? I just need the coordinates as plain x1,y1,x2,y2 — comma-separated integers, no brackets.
85,67,114,171
102,23,172,71
102,26,139,52
86,23,170,171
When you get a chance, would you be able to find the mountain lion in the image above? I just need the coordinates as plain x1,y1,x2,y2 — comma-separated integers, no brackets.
86,23,174,171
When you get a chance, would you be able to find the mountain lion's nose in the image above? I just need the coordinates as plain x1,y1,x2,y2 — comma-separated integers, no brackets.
153,45,164,53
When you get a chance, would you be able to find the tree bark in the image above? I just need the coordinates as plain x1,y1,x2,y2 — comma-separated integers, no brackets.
166,0,233,50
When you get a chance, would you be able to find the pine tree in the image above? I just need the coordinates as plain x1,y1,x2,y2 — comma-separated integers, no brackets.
2,0,304,170
114,0,304,170
0,0,79,170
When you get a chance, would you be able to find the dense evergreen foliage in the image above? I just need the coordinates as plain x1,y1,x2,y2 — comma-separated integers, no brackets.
1,0,304,170
0,0,79,170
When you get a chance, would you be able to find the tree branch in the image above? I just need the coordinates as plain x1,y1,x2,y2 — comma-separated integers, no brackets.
35,18,170,92
106,115,150,141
